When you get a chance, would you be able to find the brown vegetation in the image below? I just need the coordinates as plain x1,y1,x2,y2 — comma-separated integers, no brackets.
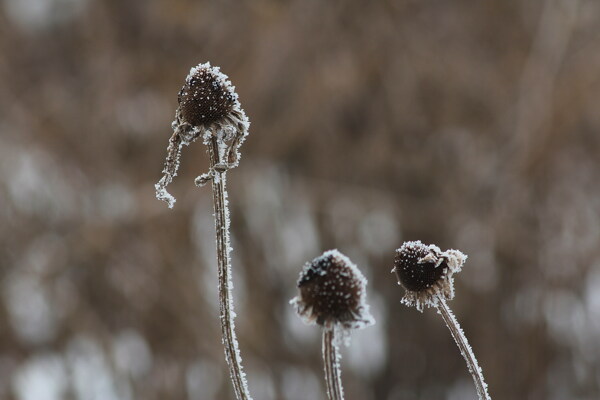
1,1,599,399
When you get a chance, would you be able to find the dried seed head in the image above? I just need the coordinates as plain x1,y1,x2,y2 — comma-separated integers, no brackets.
174,62,249,142
178,65,236,127
174,63,249,141
291,250,374,330
393,240,467,311
155,62,250,208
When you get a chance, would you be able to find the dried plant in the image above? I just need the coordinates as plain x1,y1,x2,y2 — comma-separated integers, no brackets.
393,240,491,400
155,62,252,400
291,250,375,400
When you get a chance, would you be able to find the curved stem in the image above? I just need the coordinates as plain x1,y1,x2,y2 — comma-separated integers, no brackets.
208,137,252,400
322,327,344,400
437,296,491,400
155,130,183,208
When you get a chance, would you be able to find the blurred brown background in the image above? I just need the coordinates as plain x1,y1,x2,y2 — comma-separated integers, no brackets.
1,0,600,399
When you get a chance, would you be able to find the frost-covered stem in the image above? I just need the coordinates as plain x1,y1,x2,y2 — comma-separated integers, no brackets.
208,136,252,400
437,296,491,400
155,130,184,207
322,327,344,400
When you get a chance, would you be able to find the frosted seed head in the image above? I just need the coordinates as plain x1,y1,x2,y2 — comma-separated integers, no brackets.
394,241,446,292
393,240,467,311
154,62,250,208
178,64,236,127
173,62,249,143
291,250,374,330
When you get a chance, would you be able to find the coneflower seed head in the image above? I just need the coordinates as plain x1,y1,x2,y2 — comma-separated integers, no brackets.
292,250,374,330
394,242,446,291
393,240,467,311
178,65,236,127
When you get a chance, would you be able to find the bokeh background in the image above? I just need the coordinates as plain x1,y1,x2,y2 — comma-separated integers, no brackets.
1,0,600,399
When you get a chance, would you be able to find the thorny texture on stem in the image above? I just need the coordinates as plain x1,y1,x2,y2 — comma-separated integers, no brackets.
207,136,252,400
437,296,491,400
322,327,344,400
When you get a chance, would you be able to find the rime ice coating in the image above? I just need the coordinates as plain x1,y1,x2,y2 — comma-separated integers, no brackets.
393,240,466,312
437,298,491,400
155,62,250,208
291,250,375,331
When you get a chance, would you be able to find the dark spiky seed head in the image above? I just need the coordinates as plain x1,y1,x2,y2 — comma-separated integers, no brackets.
394,242,447,292
297,251,365,327
178,66,235,127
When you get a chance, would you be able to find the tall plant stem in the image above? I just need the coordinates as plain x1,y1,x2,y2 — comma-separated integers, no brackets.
322,327,344,400
437,296,491,400
208,137,252,400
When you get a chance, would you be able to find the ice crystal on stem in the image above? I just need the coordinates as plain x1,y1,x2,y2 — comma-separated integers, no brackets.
291,250,375,400
155,62,252,400
393,241,491,400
